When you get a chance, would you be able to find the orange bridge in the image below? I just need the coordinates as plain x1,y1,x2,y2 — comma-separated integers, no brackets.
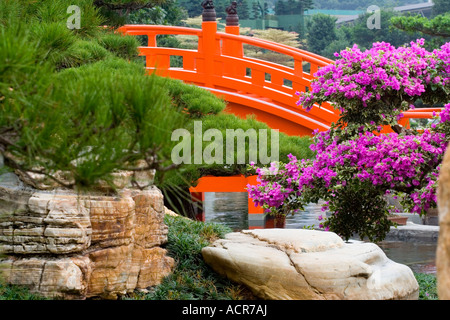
118,17,439,228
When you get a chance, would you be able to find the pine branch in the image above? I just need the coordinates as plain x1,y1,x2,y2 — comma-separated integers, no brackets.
2,153,75,189
93,0,164,12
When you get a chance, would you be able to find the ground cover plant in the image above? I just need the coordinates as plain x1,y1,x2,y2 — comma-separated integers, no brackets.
249,39,450,242
123,214,255,300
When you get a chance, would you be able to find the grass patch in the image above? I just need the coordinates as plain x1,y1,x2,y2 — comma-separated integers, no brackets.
124,214,255,300
0,282,47,300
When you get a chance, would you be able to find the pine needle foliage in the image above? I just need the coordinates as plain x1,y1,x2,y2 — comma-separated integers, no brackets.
0,0,187,191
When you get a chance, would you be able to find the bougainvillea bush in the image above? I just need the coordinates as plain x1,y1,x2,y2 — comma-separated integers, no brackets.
248,39,450,242
298,40,450,130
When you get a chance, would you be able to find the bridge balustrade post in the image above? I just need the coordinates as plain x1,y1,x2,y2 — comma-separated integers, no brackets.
199,0,219,88
293,58,306,95
223,1,245,78
147,32,157,47
144,32,159,73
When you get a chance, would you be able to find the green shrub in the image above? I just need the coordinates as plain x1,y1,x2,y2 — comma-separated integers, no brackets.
30,21,78,66
47,38,112,70
97,32,140,60
163,78,227,117
0,23,49,91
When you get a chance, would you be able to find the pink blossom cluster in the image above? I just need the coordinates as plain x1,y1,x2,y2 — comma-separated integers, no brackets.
310,129,446,214
248,105,450,216
248,154,302,210
297,39,447,112
438,102,450,123
248,130,446,214
434,42,450,86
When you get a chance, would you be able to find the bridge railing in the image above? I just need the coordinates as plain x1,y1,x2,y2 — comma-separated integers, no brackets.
118,22,340,130
117,22,441,133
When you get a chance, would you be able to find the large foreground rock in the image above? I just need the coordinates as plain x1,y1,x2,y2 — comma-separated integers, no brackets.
0,173,174,299
202,229,419,300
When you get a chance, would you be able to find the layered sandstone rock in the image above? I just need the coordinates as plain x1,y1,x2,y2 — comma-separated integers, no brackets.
0,173,173,299
202,229,419,300
437,148,450,300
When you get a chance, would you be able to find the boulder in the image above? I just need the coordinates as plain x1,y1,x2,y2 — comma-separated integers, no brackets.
437,148,450,300
0,173,173,299
202,228,419,300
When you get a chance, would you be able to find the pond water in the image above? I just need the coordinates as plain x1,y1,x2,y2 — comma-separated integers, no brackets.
203,192,437,274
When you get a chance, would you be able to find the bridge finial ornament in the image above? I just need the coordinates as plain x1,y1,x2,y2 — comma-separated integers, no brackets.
201,0,216,22
226,1,239,26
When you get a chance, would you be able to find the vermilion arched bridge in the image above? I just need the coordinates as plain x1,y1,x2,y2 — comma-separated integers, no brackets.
118,13,439,228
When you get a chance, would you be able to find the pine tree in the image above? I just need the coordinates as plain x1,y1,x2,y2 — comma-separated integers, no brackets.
0,0,187,191
275,0,314,15
93,0,167,26
275,0,287,15
432,0,450,17
252,1,261,19
238,0,251,19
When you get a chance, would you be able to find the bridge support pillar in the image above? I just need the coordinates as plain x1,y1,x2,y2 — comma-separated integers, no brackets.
189,175,268,230
191,191,205,222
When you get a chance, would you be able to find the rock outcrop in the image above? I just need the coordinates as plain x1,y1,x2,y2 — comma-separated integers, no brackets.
437,148,450,300
0,173,173,299
202,228,419,300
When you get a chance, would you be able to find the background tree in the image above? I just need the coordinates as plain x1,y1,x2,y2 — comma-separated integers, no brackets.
432,0,450,17
93,0,168,26
176,0,203,17
319,26,351,59
237,0,252,20
347,10,426,50
306,13,337,54
391,12,450,49
312,0,429,11
275,0,313,15
243,28,303,67
252,1,262,19
275,0,287,15
127,0,188,26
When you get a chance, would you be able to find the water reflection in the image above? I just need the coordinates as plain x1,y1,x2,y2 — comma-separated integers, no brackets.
203,192,437,274
378,241,437,274
204,192,249,231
